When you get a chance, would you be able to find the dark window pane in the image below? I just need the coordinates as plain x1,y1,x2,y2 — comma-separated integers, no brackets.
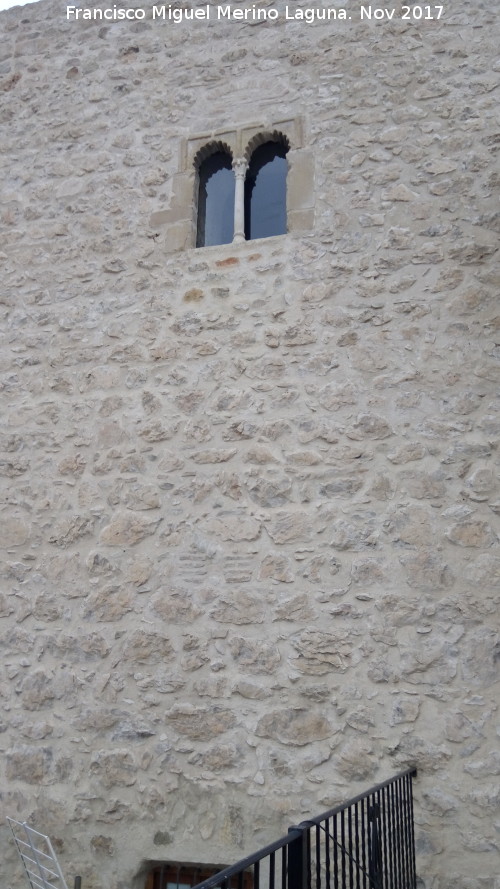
196,152,234,247
245,142,287,241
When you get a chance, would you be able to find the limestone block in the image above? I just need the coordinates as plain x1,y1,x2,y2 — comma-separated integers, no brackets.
211,591,266,624
229,637,280,674
265,512,310,545
387,443,427,464
18,669,76,711
464,554,500,587
48,514,95,547
390,735,451,771
204,514,261,541
137,419,179,441
400,636,457,685
446,519,497,548
6,746,53,784
287,149,314,212
247,476,292,507
330,519,378,551
2,515,31,547
90,750,137,788
315,381,357,412
403,472,447,501
165,704,235,740
259,554,294,583
100,512,161,545
121,629,174,665
82,585,134,622
233,680,272,700
320,476,364,497
335,739,377,781
460,628,500,687
255,708,333,747
191,448,237,463
150,590,201,624
389,695,421,726
400,551,455,592
289,629,361,675
346,413,393,440
188,744,238,772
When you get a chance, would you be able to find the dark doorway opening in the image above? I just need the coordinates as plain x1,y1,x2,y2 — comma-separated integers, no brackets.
145,862,253,889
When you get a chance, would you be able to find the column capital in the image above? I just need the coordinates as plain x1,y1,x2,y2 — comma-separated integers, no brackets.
232,157,247,179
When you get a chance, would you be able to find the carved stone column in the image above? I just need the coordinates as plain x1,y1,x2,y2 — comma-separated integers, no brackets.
232,157,247,243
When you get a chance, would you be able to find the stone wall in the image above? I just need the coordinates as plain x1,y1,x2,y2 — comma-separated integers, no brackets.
1,2,499,888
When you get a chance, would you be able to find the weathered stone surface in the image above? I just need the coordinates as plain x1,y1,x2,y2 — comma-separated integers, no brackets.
6,746,53,784
289,629,361,675
389,695,421,726
48,514,94,547
1,2,499,887
259,554,294,583
460,628,500,688
211,591,266,624
247,476,292,507
165,705,235,740
150,589,201,623
346,414,393,440
446,520,497,548
90,750,137,788
100,512,161,545
264,512,311,544
205,514,261,541
83,586,134,622
335,740,377,781
229,638,280,674
122,630,174,664
255,708,333,746
400,551,455,592
400,636,457,685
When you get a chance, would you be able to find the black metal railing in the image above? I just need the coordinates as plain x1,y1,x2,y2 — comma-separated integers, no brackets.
191,769,417,889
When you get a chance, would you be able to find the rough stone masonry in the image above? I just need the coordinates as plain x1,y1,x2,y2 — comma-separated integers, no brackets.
0,1,499,888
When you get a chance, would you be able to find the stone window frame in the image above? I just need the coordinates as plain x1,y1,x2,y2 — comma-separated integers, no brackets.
150,117,314,252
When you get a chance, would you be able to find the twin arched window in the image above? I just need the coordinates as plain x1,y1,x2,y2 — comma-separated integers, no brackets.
195,137,289,248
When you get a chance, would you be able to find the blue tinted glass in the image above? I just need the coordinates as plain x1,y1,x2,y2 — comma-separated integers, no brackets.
245,143,287,240
197,153,234,247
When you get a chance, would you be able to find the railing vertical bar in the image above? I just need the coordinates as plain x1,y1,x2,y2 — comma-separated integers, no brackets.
366,795,371,889
408,772,417,889
392,779,400,889
360,797,366,889
315,824,321,889
399,776,406,889
347,803,353,889
324,817,331,889
269,851,275,889
396,778,403,889
385,784,393,889
404,775,412,888
333,814,339,889
376,789,382,889
380,785,388,889
254,860,260,889
340,809,346,889
281,845,287,889
354,802,360,889
408,773,415,888
401,778,409,889
306,828,312,889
